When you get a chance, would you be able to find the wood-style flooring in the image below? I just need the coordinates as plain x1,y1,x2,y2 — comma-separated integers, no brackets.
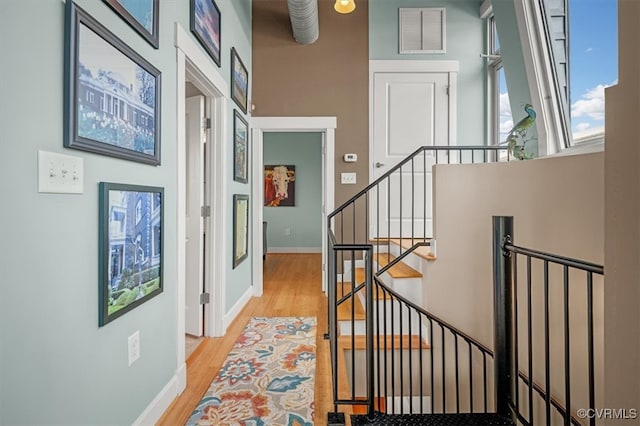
157,253,332,425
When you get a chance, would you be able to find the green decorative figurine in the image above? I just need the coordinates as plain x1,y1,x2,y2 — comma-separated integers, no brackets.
506,103,536,160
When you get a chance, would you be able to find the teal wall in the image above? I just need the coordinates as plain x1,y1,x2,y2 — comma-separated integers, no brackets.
369,0,487,145
263,133,323,249
0,0,251,424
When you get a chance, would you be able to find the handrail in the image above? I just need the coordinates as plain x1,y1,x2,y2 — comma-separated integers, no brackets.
373,273,494,356
329,145,510,220
504,242,603,274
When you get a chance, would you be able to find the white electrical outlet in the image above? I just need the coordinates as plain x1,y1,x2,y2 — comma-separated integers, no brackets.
38,151,84,194
128,331,140,366
284,227,291,236
341,172,357,184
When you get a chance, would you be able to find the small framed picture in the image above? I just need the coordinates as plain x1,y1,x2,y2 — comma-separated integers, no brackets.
103,0,159,48
190,0,221,67
98,182,164,326
64,1,162,165
233,110,249,183
233,194,249,268
231,47,249,114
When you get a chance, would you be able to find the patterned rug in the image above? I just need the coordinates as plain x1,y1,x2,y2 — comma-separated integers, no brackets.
187,317,317,425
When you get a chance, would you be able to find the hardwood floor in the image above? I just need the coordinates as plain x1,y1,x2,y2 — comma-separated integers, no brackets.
157,253,332,425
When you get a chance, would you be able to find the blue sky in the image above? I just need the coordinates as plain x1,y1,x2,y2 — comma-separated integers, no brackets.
569,0,618,137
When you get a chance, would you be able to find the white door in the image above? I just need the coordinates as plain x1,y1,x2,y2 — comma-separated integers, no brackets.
371,70,453,238
185,95,206,336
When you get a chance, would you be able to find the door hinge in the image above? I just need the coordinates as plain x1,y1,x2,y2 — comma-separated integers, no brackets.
202,118,211,129
200,293,210,304
201,205,211,217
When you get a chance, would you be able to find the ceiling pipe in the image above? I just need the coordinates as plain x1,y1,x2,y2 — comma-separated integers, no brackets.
287,0,319,45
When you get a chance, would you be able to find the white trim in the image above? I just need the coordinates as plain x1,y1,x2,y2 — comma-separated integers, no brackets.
369,60,459,74
252,117,336,294
513,0,566,156
223,286,253,331
132,372,181,426
267,247,323,253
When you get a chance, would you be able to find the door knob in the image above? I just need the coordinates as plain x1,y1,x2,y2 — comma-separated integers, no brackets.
375,162,385,168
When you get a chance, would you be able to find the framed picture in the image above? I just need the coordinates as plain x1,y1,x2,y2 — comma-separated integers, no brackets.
98,182,164,326
64,1,162,166
231,47,249,114
190,0,221,67
234,110,249,183
264,165,296,207
103,0,159,48
233,194,249,268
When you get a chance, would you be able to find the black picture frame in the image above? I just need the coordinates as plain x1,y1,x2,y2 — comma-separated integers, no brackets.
98,182,164,326
233,194,249,268
103,0,159,49
231,47,249,114
64,1,162,166
190,0,221,67
233,110,249,183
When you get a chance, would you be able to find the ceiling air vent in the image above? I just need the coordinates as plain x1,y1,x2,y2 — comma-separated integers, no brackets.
399,7,446,54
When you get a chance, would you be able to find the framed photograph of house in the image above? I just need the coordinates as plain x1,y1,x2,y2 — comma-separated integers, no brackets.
64,1,162,165
190,0,221,67
98,182,164,326
233,110,248,183
231,47,249,114
233,194,249,268
264,165,296,207
103,0,159,48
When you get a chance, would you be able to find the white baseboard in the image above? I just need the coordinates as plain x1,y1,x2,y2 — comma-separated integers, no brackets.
267,247,322,253
223,285,253,332
133,367,183,426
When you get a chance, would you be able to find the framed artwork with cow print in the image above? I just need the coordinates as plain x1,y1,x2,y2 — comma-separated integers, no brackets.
264,165,295,207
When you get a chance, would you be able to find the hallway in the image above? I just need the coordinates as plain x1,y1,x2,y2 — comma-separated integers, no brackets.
158,253,331,425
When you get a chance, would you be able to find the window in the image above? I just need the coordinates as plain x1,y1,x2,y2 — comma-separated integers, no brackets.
486,15,512,150
565,0,617,143
135,199,142,224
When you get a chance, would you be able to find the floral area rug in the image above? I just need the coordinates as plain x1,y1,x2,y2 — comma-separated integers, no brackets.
187,316,317,425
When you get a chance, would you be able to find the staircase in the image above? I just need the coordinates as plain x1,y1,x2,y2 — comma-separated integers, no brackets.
326,146,603,425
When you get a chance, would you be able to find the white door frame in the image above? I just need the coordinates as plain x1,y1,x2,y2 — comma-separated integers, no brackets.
251,117,336,293
175,23,228,392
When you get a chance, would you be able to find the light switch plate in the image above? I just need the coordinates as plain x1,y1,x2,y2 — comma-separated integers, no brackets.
341,172,357,184
38,151,84,194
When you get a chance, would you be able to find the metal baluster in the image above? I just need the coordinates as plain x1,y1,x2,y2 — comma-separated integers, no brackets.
399,301,404,414
442,327,446,412
351,251,356,401
587,272,595,426
483,352,488,413
527,256,534,425
383,286,389,414
563,265,571,426
514,253,520,414
408,306,413,414
411,157,415,248
429,318,435,412
419,314,424,413
423,151,427,241
544,260,551,425
455,335,460,413
469,342,473,413
391,295,395,413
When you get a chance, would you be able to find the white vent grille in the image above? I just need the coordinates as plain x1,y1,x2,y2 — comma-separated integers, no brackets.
399,8,446,54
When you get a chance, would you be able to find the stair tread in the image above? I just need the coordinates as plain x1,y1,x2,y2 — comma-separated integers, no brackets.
338,334,429,350
347,270,392,300
375,253,423,278
371,238,437,261
337,284,366,321
351,412,515,425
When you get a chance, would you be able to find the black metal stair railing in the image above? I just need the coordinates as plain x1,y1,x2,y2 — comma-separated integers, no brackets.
329,145,511,263
493,216,604,426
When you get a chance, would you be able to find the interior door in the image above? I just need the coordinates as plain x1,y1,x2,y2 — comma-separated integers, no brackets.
185,95,205,337
371,71,451,238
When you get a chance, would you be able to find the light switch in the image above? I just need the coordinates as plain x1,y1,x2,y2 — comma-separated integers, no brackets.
38,151,84,194
341,172,357,184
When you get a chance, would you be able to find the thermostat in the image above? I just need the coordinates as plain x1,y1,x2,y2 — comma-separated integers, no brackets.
343,153,357,162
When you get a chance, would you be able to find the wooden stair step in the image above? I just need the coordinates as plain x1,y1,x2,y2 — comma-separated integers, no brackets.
344,269,392,300
371,237,437,261
375,253,422,278
337,283,365,321
338,334,430,350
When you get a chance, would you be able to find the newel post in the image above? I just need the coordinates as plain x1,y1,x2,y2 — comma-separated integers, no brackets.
493,216,514,418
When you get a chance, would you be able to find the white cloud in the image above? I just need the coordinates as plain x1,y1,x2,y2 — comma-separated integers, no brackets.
585,47,593,53
571,84,608,121
575,122,591,132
